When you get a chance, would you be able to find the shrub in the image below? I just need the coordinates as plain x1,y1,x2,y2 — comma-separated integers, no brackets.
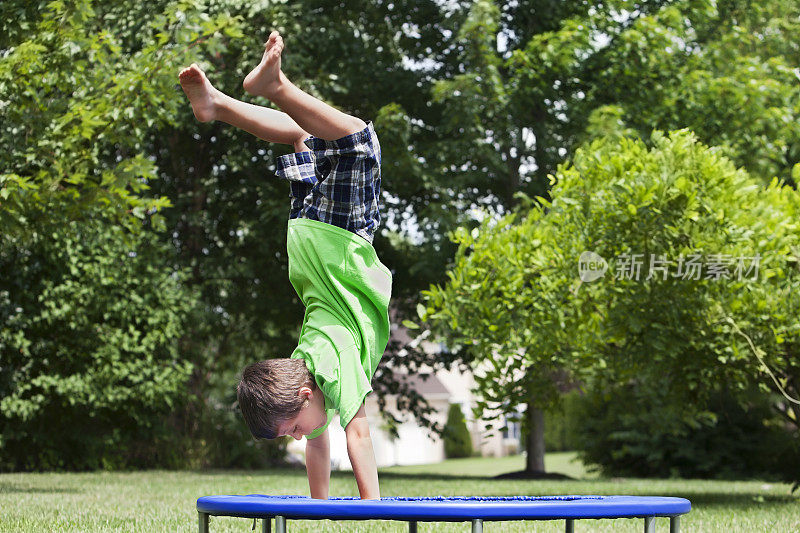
0,219,194,470
574,383,799,480
443,403,473,458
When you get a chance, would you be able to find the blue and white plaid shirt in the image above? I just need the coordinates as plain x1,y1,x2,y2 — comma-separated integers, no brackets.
275,121,382,243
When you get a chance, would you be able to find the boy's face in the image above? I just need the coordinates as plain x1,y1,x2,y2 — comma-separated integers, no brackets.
276,385,327,440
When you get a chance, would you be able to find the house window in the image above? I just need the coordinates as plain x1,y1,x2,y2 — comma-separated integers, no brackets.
502,413,521,440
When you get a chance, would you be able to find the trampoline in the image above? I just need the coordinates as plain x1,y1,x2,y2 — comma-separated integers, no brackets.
196,494,691,532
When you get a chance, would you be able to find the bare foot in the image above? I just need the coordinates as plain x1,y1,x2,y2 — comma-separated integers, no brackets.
243,30,287,98
178,63,220,123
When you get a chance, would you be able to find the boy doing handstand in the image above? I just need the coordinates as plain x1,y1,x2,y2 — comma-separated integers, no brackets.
178,31,392,500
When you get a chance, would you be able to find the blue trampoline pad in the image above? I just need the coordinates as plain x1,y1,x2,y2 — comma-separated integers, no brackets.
196,494,691,522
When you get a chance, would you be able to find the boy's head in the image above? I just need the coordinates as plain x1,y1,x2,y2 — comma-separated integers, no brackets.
237,358,326,440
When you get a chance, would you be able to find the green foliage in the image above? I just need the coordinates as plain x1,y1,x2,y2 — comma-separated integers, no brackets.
0,0,256,470
0,0,237,238
505,0,800,187
574,385,800,480
586,0,800,185
2,0,465,468
443,403,473,459
408,0,800,462
423,129,800,478
0,217,194,470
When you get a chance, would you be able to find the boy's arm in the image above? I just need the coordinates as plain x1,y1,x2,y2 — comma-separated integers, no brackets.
345,403,380,500
305,428,330,499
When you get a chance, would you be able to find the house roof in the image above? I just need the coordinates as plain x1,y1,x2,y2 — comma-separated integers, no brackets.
394,372,451,399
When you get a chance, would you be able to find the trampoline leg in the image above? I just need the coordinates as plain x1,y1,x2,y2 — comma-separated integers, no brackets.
198,512,209,533
670,516,680,533
644,516,654,533
275,515,287,533
409,520,418,533
472,519,483,533
566,518,575,533
263,517,271,533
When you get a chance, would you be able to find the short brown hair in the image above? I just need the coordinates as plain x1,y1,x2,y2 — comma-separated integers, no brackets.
237,359,316,439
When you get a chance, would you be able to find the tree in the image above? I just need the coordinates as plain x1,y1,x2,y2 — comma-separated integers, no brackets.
574,384,800,480
416,0,800,277
0,0,247,469
377,0,799,463
421,130,800,475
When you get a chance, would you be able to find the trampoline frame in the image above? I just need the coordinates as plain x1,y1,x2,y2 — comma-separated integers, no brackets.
196,495,690,532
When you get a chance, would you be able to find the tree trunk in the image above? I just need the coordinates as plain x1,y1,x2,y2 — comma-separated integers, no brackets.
525,404,546,473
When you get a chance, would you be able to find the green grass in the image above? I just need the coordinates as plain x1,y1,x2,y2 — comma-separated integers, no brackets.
382,452,596,479
1,454,797,532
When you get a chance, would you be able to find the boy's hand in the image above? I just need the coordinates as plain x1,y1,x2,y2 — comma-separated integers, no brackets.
345,403,380,500
306,428,330,499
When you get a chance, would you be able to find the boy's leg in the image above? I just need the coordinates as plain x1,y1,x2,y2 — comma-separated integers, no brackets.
178,64,309,152
243,31,367,141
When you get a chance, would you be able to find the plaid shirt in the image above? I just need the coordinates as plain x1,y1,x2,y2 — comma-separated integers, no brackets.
275,121,382,244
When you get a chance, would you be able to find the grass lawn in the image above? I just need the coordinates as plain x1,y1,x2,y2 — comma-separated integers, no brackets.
1,453,797,532
381,451,595,480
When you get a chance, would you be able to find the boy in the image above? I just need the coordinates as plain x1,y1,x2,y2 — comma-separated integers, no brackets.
178,31,392,500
